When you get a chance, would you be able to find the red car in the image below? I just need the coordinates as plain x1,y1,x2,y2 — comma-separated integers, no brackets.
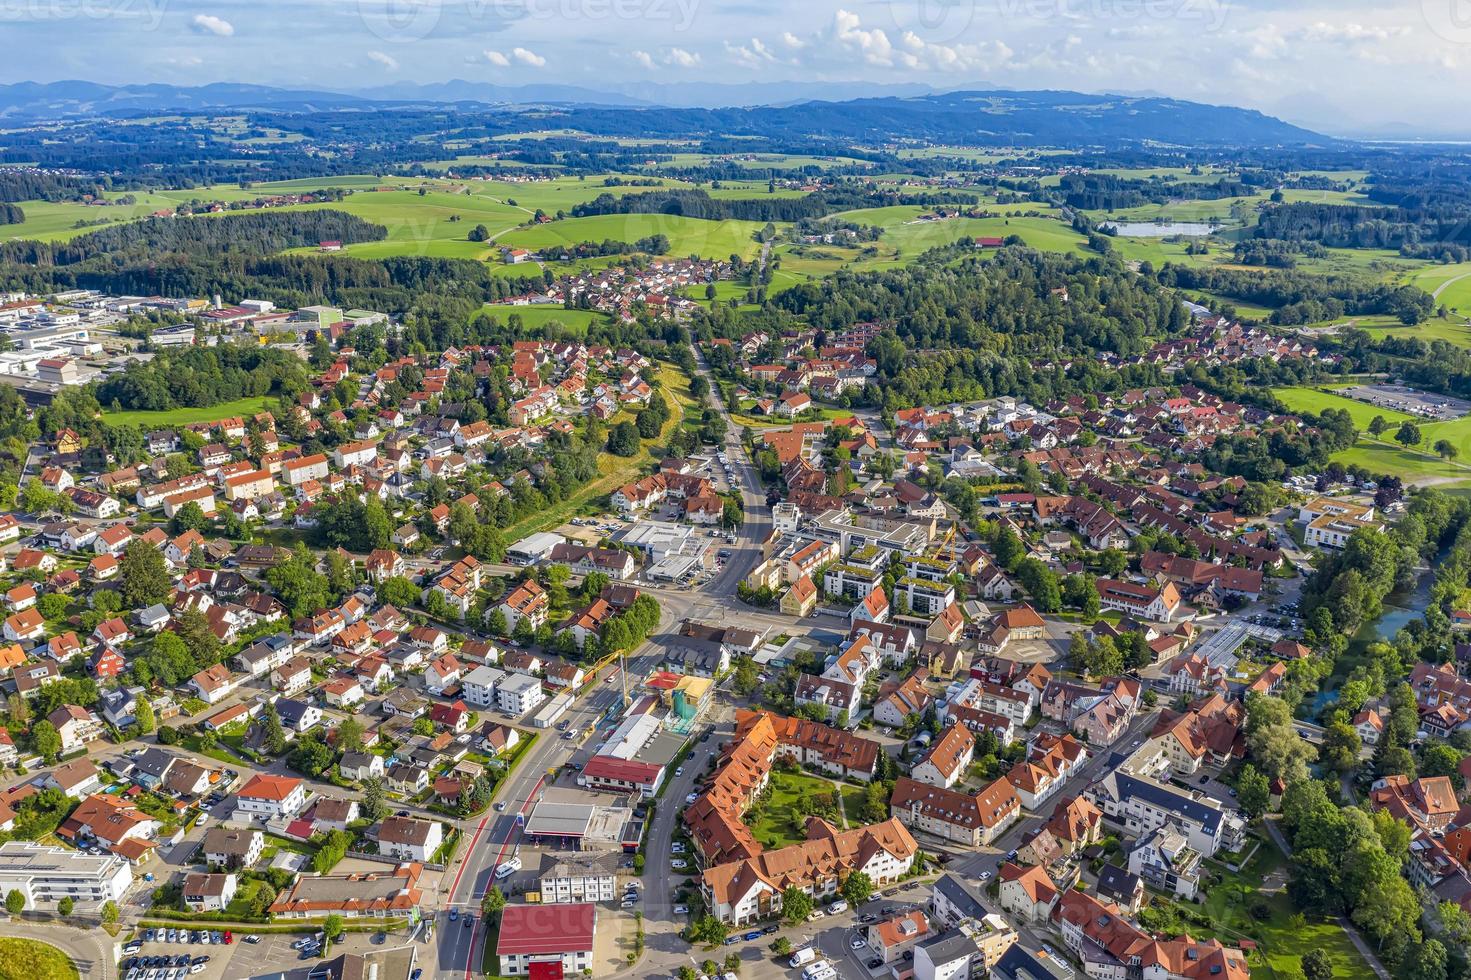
222,932,233,945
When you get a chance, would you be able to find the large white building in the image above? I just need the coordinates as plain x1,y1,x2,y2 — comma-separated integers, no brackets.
0,841,131,906
460,665,508,709
498,673,547,716
1083,771,1244,858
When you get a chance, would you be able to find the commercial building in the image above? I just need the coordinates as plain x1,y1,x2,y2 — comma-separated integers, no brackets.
268,863,423,919
496,903,597,976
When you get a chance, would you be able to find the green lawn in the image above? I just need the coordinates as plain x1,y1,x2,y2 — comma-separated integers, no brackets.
101,395,280,429
1188,841,1371,979
837,784,867,828
0,937,79,980
749,770,839,848
1269,385,1471,485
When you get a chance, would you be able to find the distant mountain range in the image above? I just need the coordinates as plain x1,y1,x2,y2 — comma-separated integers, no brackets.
537,90,1329,147
0,79,1328,147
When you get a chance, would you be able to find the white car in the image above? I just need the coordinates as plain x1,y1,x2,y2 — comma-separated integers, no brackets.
979,871,992,881
685,792,700,804
808,909,825,920
674,904,690,915
849,937,866,949
672,842,686,853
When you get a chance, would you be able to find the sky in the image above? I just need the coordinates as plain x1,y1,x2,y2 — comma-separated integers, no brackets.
6,0,1471,136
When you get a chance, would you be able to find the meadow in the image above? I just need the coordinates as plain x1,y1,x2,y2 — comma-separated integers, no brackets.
1270,386,1415,430
100,395,280,429
475,306,612,337
495,212,768,261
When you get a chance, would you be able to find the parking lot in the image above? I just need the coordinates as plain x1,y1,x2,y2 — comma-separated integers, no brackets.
1339,383,1471,420
118,927,252,980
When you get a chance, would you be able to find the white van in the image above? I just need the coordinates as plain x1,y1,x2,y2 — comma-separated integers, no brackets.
494,857,521,880
827,899,848,914
788,947,817,968
800,960,831,980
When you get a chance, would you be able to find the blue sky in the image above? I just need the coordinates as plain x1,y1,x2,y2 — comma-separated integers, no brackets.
6,0,1470,134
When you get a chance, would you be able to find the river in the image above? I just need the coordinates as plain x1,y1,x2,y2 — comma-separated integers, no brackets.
1311,560,1436,713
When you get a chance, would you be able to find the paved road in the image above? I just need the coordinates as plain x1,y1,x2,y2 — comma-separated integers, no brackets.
951,709,1161,882
0,919,115,980
434,342,773,978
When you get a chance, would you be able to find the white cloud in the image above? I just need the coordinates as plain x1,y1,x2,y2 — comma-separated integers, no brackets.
665,47,701,68
781,32,805,50
833,9,893,66
367,50,399,70
484,49,511,67
828,9,1010,72
189,14,233,36
631,50,656,70
726,38,777,69
163,54,204,68
1298,22,1407,44
512,47,545,67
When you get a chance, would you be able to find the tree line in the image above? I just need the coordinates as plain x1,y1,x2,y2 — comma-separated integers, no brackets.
568,186,977,224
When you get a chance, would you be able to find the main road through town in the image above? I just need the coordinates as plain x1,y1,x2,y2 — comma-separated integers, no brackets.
433,345,774,978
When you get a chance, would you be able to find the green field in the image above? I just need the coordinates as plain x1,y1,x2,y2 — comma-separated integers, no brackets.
1187,841,1372,980
495,212,767,261
477,306,612,336
1331,442,1471,485
278,190,528,260
101,395,280,429
1353,315,1471,348
1270,385,1471,485
0,937,79,980
1271,386,1415,429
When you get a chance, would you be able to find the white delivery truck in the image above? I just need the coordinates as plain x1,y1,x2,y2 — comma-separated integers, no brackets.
788,947,817,968
494,856,521,880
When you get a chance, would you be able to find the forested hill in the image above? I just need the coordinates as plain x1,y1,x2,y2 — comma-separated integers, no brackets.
547,90,1328,147
0,82,1326,148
